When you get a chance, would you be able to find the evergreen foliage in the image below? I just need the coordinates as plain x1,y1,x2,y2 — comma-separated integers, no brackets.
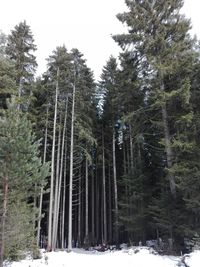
6,21,37,110
1,1,200,261
0,107,49,263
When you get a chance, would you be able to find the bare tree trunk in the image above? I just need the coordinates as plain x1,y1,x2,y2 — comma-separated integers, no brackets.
108,163,112,244
112,128,119,246
53,97,68,249
95,159,99,245
123,139,127,176
48,68,59,251
101,187,104,244
123,140,128,203
52,117,62,250
102,131,107,244
61,143,67,249
77,167,82,247
123,140,129,240
91,162,95,245
126,139,130,174
37,105,49,247
0,176,8,267
68,81,76,252
129,124,134,175
85,158,89,246
81,173,85,246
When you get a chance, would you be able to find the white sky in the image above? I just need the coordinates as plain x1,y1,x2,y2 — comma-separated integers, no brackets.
0,0,199,80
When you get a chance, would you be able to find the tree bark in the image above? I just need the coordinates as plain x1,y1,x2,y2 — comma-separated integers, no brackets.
48,68,59,251
61,143,67,249
112,128,119,246
37,104,49,247
85,158,89,246
95,158,99,245
91,162,95,245
52,116,61,250
77,167,82,247
129,124,134,175
68,81,76,252
53,96,68,249
102,131,107,244
108,163,112,244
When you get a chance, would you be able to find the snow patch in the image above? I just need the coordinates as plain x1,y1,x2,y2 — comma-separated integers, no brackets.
184,250,200,267
5,247,200,267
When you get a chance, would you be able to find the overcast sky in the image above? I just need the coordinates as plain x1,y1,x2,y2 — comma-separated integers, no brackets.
0,0,199,80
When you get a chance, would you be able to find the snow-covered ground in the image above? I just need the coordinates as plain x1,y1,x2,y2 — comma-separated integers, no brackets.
184,250,200,267
5,247,200,267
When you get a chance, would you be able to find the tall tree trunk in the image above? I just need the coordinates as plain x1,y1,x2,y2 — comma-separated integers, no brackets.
91,162,95,245
126,139,131,175
129,124,134,175
53,97,68,249
123,139,127,177
123,140,129,241
85,158,89,246
112,128,119,246
37,104,49,247
68,81,76,252
0,176,8,267
48,68,59,251
108,163,112,244
102,131,107,244
123,140,128,204
77,167,82,247
95,159,99,245
52,117,62,250
61,143,67,249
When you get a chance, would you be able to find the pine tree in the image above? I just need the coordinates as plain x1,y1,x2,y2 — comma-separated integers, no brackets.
0,32,16,111
6,21,37,110
0,106,49,266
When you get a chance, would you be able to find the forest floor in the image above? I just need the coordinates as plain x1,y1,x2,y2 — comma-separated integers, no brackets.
5,247,200,267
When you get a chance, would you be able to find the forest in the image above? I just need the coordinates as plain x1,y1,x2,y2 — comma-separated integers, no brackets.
1,0,200,265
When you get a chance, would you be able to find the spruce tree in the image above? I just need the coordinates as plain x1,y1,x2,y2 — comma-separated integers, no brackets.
99,56,120,245
113,0,198,247
6,21,37,110
0,32,16,111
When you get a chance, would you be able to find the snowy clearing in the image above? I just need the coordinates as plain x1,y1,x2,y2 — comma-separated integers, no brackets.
5,247,200,267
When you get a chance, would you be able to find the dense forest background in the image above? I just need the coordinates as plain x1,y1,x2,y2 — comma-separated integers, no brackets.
1,0,200,264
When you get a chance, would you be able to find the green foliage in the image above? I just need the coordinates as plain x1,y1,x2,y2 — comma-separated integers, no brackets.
6,21,37,110
0,32,17,111
0,31,7,57
4,201,36,261
0,107,49,261
1,1,200,252
111,0,200,247
6,21,37,79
